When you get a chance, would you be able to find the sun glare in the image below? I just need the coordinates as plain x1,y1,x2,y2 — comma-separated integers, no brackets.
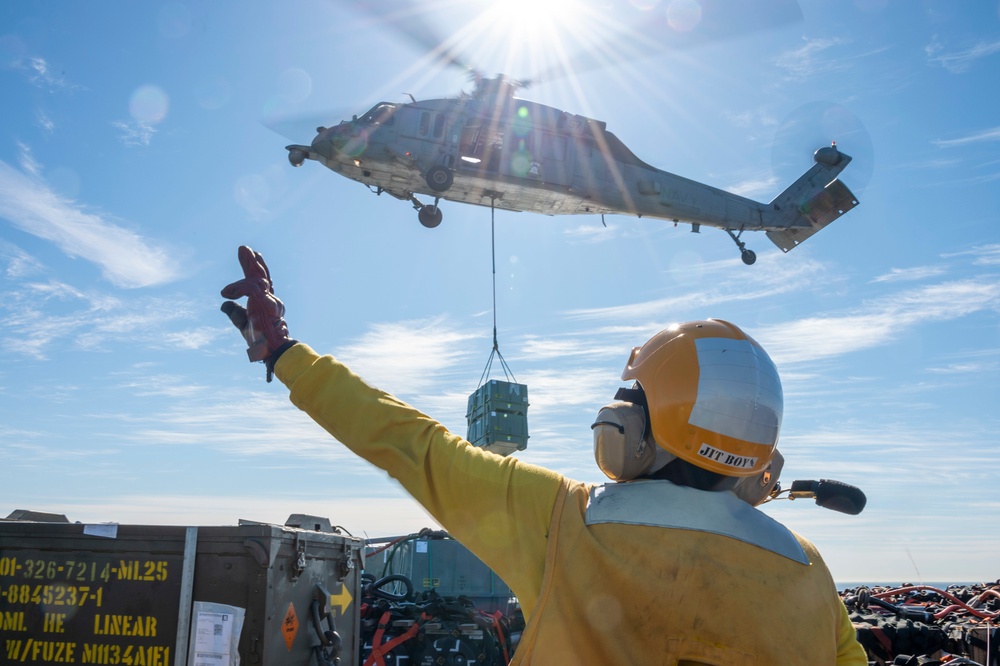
480,0,588,45
458,0,611,78
503,0,577,23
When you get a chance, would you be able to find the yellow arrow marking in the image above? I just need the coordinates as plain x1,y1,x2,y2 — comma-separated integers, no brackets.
330,585,353,615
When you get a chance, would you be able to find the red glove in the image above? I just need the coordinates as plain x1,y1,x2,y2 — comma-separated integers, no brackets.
221,246,295,381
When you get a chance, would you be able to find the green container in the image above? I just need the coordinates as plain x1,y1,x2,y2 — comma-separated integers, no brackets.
466,380,529,419
467,410,529,455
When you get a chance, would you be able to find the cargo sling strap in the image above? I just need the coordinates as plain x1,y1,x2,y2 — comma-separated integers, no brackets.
364,610,426,666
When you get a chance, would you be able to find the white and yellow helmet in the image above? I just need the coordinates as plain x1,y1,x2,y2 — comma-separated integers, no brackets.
620,319,783,477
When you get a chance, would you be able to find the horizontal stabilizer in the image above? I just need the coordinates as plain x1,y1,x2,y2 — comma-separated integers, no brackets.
767,179,859,252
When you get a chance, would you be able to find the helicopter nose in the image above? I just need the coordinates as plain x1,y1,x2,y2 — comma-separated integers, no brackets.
309,126,339,158
315,124,366,160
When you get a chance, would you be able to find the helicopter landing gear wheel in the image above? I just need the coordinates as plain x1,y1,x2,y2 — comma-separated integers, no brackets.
725,227,756,266
418,205,443,228
425,165,453,192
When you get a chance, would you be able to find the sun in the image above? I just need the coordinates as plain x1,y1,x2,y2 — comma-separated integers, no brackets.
501,0,580,24
457,0,605,76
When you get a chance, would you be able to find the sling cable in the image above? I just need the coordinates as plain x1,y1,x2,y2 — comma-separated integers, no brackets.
465,199,530,456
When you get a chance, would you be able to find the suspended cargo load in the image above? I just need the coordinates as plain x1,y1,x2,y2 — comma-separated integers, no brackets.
467,379,529,420
467,201,528,457
467,379,529,456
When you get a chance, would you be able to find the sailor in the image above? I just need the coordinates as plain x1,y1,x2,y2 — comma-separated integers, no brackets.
221,245,867,665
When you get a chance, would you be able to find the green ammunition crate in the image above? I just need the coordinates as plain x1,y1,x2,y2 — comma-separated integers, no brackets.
467,410,529,456
0,514,363,665
467,380,529,456
466,380,529,420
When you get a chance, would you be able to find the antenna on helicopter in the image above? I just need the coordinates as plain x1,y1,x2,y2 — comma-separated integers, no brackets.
466,199,529,457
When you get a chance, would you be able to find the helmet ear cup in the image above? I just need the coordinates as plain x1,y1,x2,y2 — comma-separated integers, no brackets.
592,402,656,481
732,449,784,506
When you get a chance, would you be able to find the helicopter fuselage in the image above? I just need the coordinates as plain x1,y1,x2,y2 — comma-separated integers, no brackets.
287,84,858,264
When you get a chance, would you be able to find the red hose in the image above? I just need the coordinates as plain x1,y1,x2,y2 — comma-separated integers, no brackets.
872,585,1000,620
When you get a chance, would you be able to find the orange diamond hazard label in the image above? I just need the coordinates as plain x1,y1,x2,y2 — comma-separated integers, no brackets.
282,602,299,651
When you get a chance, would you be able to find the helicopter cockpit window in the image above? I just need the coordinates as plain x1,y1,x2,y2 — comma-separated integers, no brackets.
359,103,396,126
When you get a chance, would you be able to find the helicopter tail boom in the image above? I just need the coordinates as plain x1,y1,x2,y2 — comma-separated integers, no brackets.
763,145,860,252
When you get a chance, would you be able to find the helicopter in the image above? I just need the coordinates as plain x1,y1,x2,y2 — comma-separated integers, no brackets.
284,73,857,265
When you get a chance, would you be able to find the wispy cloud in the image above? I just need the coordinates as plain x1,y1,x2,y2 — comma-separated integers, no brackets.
16,140,42,176
942,243,1000,266
518,333,625,362
6,55,82,92
926,37,1000,73
925,347,1000,376
562,221,624,244
725,107,780,130
1,280,200,359
559,257,997,368
871,265,948,283
0,160,181,288
756,278,1000,364
563,254,832,322
158,327,230,351
727,175,780,199
774,38,890,88
334,316,482,396
0,241,45,279
774,37,849,80
35,110,54,133
518,367,616,412
927,361,998,374
112,119,158,147
932,126,1000,148
115,372,212,399
104,389,365,463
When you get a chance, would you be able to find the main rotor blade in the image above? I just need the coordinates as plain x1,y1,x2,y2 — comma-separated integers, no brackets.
533,0,804,85
262,107,353,142
338,0,803,87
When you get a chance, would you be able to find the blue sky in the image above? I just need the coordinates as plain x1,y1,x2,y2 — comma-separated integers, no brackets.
1,0,997,583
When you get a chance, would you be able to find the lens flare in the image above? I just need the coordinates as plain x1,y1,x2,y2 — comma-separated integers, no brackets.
195,76,232,111
666,0,702,32
129,85,169,125
277,67,312,105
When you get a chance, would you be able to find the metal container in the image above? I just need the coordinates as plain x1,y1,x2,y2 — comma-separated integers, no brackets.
467,411,529,456
467,380,529,421
0,514,363,665
467,380,529,456
366,534,514,615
